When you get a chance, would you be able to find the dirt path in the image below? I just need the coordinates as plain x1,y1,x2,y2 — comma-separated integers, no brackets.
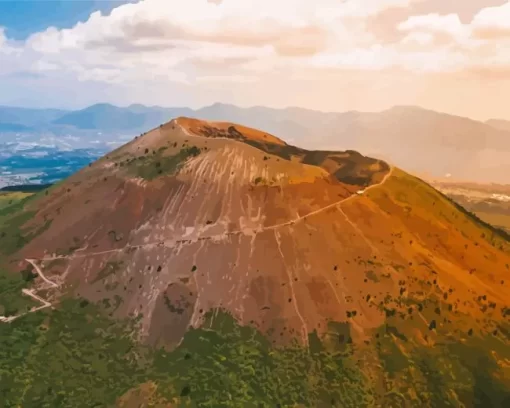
0,261,59,324
2,126,393,324
0,289,53,323
35,166,394,262
26,258,58,287
21,288,52,307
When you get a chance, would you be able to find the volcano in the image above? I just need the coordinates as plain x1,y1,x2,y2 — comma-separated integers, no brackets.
1,117,510,407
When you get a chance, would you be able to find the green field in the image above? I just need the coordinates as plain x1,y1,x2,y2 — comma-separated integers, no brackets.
1,292,509,407
0,192,33,211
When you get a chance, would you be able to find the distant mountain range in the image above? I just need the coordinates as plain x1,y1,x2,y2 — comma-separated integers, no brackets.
1,103,510,184
486,118,510,132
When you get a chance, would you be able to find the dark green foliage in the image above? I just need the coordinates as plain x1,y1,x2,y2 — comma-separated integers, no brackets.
0,304,374,407
416,176,510,244
365,270,379,283
162,293,187,314
127,146,202,180
428,320,437,330
152,310,374,407
203,123,386,187
0,299,509,407
0,298,144,408
20,265,37,283
301,151,331,166
0,195,52,256
376,333,409,377
243,139,301,161
0,268,38,317
0,184,52,193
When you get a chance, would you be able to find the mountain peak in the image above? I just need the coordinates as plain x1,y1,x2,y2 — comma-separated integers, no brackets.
173,116,288,146
2,116,510,407
86,103,119,110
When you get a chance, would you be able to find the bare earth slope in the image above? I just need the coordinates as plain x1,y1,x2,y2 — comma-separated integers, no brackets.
197,104,510,184
3,118,390,341
1,118,510,406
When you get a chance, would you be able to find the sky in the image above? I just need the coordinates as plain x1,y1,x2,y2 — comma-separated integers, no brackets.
1,0,510,120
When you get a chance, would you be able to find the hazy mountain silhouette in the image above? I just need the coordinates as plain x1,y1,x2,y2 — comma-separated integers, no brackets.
1,103,510,183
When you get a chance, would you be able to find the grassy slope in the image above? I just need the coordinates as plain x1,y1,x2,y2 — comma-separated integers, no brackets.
1,297,509,407
0,192,53,257
431,182,510,234
0,267,38,317
475,212,510,233
0,192,33,211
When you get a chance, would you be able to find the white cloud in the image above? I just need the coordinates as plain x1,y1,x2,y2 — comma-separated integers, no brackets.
0,0,447,84
196,75,257,83
32,60,58,72
471,1,510,38
0,27,21,56
316,0,418,20
395,2,510,69
398,13,466,38
22,0,424,62
3,0,510,109
401,31,435,46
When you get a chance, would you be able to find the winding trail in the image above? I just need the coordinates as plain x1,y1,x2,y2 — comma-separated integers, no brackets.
26,258,58,287
35,166,394,262
2,122,393,326
0,260,59,323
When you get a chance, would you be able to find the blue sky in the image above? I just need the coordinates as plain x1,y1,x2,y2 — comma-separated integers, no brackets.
0,1,136,39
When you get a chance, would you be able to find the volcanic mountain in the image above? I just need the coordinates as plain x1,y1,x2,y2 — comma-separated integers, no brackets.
1,118,510,407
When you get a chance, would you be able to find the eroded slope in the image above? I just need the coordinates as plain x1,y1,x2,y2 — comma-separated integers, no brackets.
1,117,510,406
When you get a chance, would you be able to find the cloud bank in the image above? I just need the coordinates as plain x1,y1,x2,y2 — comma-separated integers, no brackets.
1,0,510,119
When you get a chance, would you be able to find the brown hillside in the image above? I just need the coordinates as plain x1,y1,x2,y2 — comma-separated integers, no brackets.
2,117,510,354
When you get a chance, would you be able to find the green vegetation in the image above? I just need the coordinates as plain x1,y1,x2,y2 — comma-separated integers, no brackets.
365,270,379,283
253,176,266,185
0,192,33,211
0,184,52,193
0,298,144,407
201,124,387,186
152,317,374,407
374,169,510,254
439,189,510,243
474,211,510,234
372,323,510,407
1,295,510,407
0,302,372,407
127,146,202,180
0,268,38,317
0,195,51,256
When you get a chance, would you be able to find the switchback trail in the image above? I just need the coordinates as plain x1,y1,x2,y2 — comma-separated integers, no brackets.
0,260,59,323
26,258,59,287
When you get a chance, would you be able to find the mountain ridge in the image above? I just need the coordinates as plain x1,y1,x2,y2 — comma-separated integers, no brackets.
2,102,510,183
487,118,510,132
